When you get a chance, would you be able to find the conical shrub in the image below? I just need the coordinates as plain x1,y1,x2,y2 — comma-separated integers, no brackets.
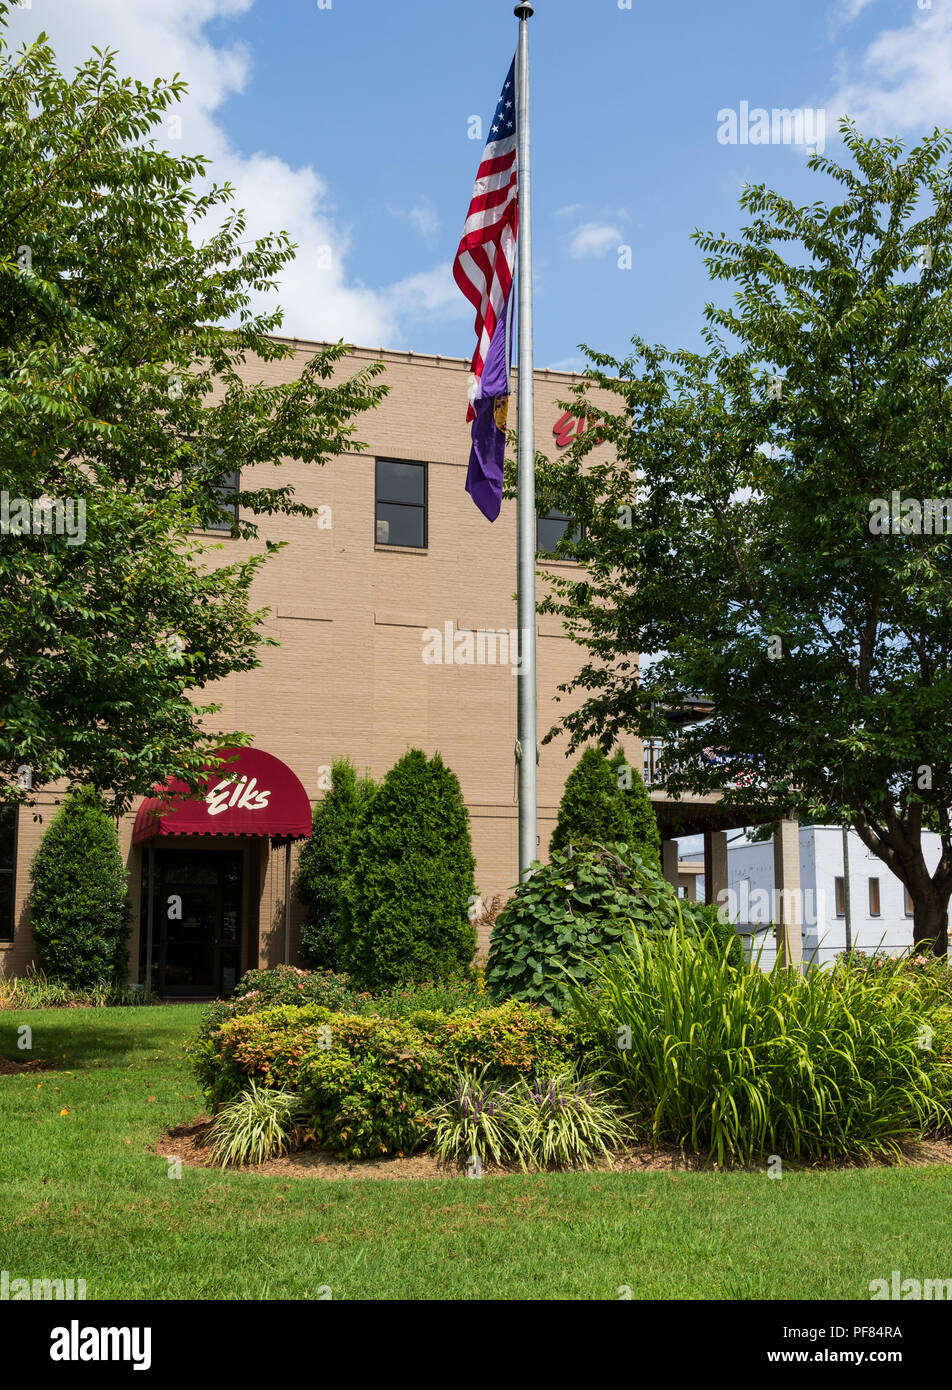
29,786,130,988
338,750,477,990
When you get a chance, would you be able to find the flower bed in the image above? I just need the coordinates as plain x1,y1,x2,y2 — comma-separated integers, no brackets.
197,963,491,1039
192,999,583,1160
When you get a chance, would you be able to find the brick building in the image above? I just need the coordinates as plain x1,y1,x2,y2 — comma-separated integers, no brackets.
0,338,799,995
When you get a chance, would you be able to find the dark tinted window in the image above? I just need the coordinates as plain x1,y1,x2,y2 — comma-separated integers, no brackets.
375,460,426,548
377,460,425,506
537,509,582,557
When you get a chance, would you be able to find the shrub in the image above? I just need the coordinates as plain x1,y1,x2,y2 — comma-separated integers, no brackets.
232,963,364,1011
192,1003,332,1103
197,965,490,1040
0,968,147,1010
410,1000,581,1077
361,974,489,1019
338,749,477,991
428,1068,523,1167
28,786,130,988
301,1018,448,1159
296,757,375,969
428,1065,630,1170
203,1081,305,1167
197,963,366,1039
550,747,632,856
192,1000,581,1159
569,920,952,1164
486,842,736,1009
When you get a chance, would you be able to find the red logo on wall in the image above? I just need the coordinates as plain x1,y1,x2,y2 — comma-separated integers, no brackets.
553,412,589,448
553,414,607,449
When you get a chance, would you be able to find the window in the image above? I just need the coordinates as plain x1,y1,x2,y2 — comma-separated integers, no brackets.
185,458,239,534
206,468,239,533
868,877,881,917
834,877,846,917
375,460,426,549
904,887,914,918
536,509,583,557
0,805,17,941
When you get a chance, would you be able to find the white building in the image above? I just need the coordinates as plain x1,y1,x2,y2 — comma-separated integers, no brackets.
723,825,943,968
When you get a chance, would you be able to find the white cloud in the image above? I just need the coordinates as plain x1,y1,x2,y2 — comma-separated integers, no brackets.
827,5,952,135
383,264,468,321
834,0,879,27
569,222,623,260
2,0,449,347
391,196,440,242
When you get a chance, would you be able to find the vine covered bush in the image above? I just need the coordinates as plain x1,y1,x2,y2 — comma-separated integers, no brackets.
486,842,742,1009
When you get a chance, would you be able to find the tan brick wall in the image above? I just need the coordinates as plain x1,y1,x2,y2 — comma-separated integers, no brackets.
1,341,645,981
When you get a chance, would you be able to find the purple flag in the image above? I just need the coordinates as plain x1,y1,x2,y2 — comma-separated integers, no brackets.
465,287,512,522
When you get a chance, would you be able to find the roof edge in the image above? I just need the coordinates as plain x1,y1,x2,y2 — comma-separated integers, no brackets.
268,335,593,382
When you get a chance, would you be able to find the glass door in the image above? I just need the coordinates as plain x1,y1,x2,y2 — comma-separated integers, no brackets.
140,848,243,997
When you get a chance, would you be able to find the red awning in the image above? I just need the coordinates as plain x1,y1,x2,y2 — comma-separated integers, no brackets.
132,746,312,845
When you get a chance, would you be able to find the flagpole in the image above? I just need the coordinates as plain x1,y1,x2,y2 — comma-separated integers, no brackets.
515,0,537,880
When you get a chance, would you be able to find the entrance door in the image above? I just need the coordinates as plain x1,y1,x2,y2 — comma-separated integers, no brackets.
140,848,243,997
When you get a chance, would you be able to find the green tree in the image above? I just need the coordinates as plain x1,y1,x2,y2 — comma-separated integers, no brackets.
339,750,477,990
296,757,375,970
550,746,632,854
29,786,130,987
536,124,952,952
0,8,386,812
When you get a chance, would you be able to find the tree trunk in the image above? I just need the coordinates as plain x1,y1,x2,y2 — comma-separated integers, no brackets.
912,893,949,957
852,813,950,958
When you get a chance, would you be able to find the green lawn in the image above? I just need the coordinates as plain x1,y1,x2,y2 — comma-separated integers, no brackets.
2,1003,951,1300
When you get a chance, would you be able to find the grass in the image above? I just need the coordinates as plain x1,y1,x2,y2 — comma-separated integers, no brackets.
0,967,148,1009
569,921,952,1165
2,1004,952,1299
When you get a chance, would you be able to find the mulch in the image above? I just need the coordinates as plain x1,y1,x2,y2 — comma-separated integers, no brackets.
152,1119,952,1181
0,1056,47,1076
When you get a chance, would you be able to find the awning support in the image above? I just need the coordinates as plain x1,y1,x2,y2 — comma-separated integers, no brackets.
145,842,155,1004
284,840,292,965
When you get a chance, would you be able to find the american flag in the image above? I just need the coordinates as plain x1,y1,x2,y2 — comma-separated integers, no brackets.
453,58,519,421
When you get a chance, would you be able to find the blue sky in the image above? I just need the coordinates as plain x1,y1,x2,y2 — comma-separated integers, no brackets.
5,0,952,368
